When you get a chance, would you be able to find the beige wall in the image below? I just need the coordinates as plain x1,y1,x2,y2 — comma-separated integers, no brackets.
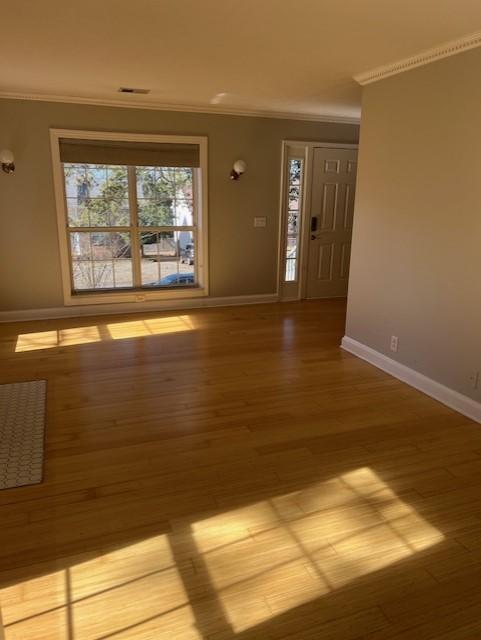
346,47,481,401
0,99,358,312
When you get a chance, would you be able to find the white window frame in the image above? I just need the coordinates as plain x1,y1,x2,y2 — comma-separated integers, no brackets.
50,128,209,306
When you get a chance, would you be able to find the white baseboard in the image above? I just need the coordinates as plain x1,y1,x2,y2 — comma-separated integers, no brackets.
341,336,481,424
0,293,279,323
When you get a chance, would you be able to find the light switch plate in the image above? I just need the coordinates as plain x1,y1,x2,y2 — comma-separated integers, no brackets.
254,216,267,228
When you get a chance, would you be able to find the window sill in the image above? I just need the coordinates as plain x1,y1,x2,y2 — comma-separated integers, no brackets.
64,286,208,306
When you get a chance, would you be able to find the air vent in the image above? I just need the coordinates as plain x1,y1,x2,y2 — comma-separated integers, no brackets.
118,87,150,94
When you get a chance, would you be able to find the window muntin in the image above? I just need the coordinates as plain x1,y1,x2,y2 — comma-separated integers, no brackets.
284,158,303,282
70,231,133,290
63,163,198,294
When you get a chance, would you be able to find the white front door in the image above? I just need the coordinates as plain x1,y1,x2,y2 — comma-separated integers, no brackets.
305,147,358,299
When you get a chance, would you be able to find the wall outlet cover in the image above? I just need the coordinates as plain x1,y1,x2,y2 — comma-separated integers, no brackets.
469,370,480,389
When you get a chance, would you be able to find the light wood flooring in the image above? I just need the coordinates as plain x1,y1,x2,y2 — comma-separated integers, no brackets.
1,299,481,639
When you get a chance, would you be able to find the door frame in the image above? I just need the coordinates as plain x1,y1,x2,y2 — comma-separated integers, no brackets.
277,140,358,301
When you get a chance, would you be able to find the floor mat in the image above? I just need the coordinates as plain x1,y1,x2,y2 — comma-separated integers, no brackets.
0,380,46,490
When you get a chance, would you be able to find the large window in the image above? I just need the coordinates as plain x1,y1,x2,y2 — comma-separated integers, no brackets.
51,131,208,305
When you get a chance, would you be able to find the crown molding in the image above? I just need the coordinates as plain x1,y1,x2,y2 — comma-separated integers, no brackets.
355,30,481,86
0,90,361,125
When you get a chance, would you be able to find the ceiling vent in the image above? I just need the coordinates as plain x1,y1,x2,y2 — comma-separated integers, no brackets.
118,87,150,94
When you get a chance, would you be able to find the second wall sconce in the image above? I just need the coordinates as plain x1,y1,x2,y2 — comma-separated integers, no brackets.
0,149,15,174
230,159,246,180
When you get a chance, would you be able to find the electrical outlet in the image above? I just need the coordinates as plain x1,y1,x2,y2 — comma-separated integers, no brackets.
390,336,399,353
469,370,480,389
254,216,266,228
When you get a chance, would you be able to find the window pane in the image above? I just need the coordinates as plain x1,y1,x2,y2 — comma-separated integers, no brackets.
137,197,176,227
289,159,302,185
140,230,195,287
174,197,194,227
136,167,194,226
288,211,299,235
70,232,132,290
285,237,298,282
91,261,115,289
177,169,193,199
289,189,300,211
63,164,130,226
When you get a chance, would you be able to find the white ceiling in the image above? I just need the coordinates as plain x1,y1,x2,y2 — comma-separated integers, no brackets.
3,0,481,121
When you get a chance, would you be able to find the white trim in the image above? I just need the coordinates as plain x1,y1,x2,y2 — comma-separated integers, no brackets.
0,294,279,323
0,91,361,125
299,145,314,300
198,140,209,297
355,30,481,86
341,336,481,424
283,140,359,149
59,287,208,306
277,296,300,303
275,141,287,298
49,128,209,305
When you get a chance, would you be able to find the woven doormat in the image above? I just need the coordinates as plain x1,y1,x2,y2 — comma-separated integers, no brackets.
0,380,46,490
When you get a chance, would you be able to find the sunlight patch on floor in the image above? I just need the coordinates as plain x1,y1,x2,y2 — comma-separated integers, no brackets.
0,468,444,639
15,326,102,351
1,536,200,640
192,467,444,633
106,315,194,339
14,316,195,352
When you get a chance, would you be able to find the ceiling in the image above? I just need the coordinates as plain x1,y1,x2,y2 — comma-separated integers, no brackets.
2,0,481,121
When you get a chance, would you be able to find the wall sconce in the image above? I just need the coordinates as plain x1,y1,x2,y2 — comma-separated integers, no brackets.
0,149,15,174
230,159,246,180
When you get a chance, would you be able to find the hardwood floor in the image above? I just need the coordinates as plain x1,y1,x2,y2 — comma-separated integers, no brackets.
0,299,481,639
